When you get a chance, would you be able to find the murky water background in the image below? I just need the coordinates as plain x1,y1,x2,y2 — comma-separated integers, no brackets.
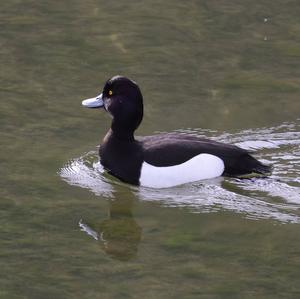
1,1,299,298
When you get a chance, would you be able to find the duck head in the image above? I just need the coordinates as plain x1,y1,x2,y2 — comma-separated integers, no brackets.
82,76,144,138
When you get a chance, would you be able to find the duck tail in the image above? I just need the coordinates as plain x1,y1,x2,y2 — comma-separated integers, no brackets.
253,162,273,176
227,153,272,179
235,156,272,179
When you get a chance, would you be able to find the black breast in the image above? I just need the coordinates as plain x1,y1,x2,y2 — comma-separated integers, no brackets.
99,132,143,185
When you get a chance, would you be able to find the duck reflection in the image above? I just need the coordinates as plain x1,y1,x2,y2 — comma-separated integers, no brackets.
79,197,142,261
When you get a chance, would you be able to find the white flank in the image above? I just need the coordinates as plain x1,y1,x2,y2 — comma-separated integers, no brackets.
140,154,225,188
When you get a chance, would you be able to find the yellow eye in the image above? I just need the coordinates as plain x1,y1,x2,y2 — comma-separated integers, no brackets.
108,90,113,96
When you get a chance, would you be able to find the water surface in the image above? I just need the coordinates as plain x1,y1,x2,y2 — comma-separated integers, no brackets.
1,1,300,298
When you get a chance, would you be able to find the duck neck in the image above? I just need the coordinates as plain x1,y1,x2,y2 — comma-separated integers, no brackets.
111,120,135,142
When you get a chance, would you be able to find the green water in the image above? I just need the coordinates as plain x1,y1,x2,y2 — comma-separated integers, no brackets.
1,1,300,298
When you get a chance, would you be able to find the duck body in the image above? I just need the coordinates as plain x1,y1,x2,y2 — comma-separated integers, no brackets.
82,76,271,188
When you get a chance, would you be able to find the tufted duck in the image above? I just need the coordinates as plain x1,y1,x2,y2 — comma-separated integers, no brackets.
82,76,271,188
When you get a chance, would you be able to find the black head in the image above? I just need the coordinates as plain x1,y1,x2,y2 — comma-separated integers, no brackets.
82,76,144,139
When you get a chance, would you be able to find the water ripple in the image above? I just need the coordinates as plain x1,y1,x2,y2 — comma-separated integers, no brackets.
60,151,114,198
59,120,300,223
